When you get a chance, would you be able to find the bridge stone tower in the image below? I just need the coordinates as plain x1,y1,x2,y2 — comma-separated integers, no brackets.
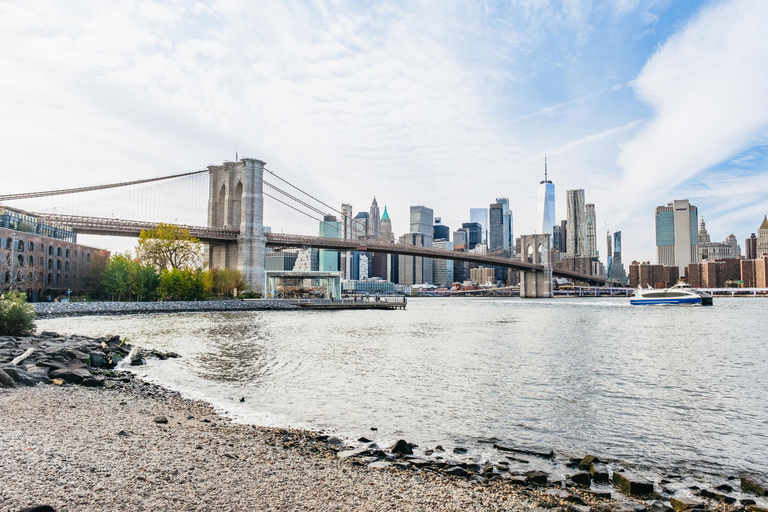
519,233,553,298
206,158,267,296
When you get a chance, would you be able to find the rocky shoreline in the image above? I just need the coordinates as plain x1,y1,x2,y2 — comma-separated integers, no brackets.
1,332,767,512
33,299,300,318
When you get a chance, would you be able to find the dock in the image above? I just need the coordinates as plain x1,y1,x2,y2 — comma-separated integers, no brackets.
293,297,407,310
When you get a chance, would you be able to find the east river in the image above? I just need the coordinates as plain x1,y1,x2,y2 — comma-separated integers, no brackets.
38,297,768,489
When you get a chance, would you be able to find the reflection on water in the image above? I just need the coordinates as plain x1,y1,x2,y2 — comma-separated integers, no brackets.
39,298,768,486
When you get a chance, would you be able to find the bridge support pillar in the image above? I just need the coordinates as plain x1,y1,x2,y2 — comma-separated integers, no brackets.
519,234,552,298
206,158,267,296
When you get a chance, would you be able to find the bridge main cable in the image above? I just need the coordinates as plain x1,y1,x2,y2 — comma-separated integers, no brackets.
0,169,209,202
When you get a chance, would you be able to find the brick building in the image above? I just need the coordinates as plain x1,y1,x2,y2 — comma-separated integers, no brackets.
629,261,679,289
1,207,110,301
741,256,768,288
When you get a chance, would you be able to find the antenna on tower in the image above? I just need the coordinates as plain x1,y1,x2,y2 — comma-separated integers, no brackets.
544,154,548,182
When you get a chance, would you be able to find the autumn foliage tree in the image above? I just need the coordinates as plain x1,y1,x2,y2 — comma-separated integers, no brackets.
136,223,203,271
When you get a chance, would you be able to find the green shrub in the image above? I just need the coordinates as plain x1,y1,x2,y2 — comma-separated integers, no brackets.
0,291,36,336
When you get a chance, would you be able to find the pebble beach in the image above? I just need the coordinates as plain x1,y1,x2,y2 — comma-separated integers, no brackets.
2,380,559,511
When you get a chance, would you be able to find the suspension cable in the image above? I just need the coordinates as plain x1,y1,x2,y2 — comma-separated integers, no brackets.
0,169,208,202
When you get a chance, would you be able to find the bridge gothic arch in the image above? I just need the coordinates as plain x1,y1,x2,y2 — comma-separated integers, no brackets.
205,158,267,295
519,233,553,298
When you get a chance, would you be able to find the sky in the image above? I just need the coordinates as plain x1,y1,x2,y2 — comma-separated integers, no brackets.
1,0,768,262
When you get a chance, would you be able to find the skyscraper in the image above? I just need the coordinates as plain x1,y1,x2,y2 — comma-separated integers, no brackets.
318,215,341,272
758,215,768,257
380,206,393,241
410,206,434,236
489,202,504,251
538,156,555,236
462,222,482,250
368,197,381,239
655,199,699,274
608,231,628,283
585,203,597,258
496,197,513,251
399,206,434,286
566,189,586,256
746,233,757,260
433,217,450,241
606,230,613,277
469,208,489,244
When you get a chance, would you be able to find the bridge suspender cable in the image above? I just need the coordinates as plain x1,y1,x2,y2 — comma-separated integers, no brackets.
0,169,209,202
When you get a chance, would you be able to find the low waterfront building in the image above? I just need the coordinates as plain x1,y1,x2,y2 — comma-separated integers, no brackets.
0,207,110,301
740,256,768,288
342,278,396,295
265,251,298,271
265,271,341,300
470,267,495,286
629,261,680,289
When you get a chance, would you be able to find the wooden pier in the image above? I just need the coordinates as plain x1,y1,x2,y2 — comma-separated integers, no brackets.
293,297,407,310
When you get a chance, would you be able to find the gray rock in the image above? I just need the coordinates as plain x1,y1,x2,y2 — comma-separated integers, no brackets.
650,500,673,512
579,455,601,470
49,368,92,384
153,415,168,424
741,476,768,496
89,351,106,368
494,443,554,459
391,439,413,455
81,377,104,387
569,505,591,512
368,460,391,469
590,462,611,483
508,475,528,485
452,446,468,454
0,368,16,388
546,489,571,499
614,471,654,497
526,470,549,485
571,472,592,487
611,503,647,512
669,497,704,511
444,466,468,477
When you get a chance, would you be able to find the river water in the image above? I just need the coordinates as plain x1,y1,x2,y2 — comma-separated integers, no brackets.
38,297,768,488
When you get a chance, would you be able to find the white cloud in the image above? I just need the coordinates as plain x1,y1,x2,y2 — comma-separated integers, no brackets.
612,0,768,259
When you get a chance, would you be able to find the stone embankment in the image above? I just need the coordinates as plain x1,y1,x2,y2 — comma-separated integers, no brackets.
1,332,767,511
33,299,299,318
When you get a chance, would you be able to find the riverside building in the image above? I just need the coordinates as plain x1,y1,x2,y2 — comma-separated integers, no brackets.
655,199,699,275
0,206,110,301
566,189,586,257
538,157,555,237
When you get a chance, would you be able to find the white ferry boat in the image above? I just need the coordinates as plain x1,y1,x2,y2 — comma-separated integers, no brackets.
631,282,714,306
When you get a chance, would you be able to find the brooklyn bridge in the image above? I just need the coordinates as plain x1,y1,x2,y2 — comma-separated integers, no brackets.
0,158,623,297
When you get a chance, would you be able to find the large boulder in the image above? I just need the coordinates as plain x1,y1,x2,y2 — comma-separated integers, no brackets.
669,497,704,511
390,439,413,455
0,368,16,388
49,368,92,384
590,462,610,483
741,476,768,496
526,470,549,485
614,472,654,497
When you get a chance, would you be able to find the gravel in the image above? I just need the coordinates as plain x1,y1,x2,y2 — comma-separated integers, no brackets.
0,382,563,512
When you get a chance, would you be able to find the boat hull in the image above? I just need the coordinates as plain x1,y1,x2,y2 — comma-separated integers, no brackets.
630,297,702,306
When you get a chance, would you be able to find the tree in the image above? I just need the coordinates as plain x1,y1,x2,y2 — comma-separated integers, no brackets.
85,251,109,297
214,268,243,298
158,268,205,301
102,253,136,301
135,263,160,301
0,290,35,336
136,223,203,271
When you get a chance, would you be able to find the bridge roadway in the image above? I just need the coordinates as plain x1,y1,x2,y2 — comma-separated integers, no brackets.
31,213,614,286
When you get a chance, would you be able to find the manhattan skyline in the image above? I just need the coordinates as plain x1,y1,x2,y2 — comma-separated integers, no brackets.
1,0,767,262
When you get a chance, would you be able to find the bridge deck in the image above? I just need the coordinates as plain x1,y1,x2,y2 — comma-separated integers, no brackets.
26,212,619,286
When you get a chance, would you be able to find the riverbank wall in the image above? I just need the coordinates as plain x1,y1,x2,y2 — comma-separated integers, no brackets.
33,299,300,318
